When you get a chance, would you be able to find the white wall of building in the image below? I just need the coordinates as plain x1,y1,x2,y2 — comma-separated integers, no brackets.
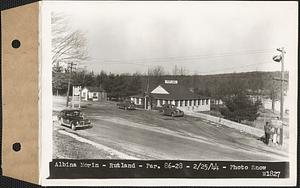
130,96,211,112
130,97,143,105
151,86,169,94
88,92,99,101
262,96,289,113
81,88,89,101
178,99,210,112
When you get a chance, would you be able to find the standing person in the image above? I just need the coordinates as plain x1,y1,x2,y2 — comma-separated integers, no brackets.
264,122,271,145
272,127,278,144
275,117,283,145
271,117,281,145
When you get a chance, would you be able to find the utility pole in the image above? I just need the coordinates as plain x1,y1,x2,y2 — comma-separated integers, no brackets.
277,47,286,120
145,68,150,110
66,62,76,107
272,47,286,145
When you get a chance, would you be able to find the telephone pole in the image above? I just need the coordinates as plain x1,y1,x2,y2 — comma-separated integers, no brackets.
277,47,286,120
145,68,150,110
66,62,76,107
272,47,286,146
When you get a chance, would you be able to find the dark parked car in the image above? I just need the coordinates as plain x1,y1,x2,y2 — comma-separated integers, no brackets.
117,100,136,110
57,109,91,130
161,104,184,117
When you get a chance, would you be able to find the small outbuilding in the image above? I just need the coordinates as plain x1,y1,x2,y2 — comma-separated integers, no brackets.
81,86,107,101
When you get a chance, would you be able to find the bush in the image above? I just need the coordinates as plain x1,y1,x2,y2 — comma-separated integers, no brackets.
220,93,261,123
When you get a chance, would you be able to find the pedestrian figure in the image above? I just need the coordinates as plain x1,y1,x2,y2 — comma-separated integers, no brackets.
264,122,271,145
271,117,283,145
272,127,277,144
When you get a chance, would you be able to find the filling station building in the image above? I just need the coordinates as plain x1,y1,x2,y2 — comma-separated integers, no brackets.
130,80,210,112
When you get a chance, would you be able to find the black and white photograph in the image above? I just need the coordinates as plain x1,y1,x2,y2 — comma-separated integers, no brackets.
40,1,297,186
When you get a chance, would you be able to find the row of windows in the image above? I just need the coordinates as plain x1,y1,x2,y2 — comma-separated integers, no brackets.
131,98,209,106
158,99,209,107
132,98,143,105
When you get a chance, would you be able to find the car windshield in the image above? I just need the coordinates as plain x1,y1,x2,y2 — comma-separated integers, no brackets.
72,111,81,116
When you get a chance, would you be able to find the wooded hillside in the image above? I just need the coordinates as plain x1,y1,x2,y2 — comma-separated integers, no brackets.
53,70,288,101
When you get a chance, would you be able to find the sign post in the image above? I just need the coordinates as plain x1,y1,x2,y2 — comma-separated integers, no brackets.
72,86,81,108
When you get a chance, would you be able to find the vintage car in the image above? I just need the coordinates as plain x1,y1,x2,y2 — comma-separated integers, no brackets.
161,104,184,117
117,100,136,110
57,109,91,130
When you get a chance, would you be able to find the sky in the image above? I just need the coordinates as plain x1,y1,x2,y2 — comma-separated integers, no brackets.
47,1,298,75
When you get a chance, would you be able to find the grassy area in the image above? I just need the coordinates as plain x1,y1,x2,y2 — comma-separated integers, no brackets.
53,127,119,159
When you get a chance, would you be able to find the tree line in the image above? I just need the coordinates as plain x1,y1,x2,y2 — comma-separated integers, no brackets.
53,69,288,101
53,69,288,124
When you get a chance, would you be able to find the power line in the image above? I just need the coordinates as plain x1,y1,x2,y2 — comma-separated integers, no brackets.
98,51,274,65
94,48,275,65
197,61,277,75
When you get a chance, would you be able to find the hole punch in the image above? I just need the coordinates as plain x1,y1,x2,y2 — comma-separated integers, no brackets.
12,143,21,152
11,39,21,48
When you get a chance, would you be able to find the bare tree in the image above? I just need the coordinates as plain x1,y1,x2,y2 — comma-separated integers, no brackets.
172,65,188,76
51,12,88,72
179,66,188,76
147,66,166,85
172,65,179,75
148,66,165,76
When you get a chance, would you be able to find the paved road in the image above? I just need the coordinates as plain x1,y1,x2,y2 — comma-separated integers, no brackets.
53,100,288,161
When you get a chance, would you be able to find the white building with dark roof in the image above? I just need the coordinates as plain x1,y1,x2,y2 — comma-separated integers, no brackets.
131,80,210,112
81,86,107,101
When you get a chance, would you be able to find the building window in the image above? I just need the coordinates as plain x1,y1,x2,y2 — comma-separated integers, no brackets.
206,99,209,105
179,100,183,107
185,100,188,106
194,99,197,106
189,100,192,106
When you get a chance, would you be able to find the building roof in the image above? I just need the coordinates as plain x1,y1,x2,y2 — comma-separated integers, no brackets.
84,86,105,92
151,83,209,100
131,93,144,98
62,109,81,112
132,81,209,100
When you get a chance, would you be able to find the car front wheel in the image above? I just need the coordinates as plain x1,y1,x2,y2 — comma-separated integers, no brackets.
71,122,77,131
58,118,63,125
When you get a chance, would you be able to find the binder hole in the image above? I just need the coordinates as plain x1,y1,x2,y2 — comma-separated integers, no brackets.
12,143,21,152
11,40,21,48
